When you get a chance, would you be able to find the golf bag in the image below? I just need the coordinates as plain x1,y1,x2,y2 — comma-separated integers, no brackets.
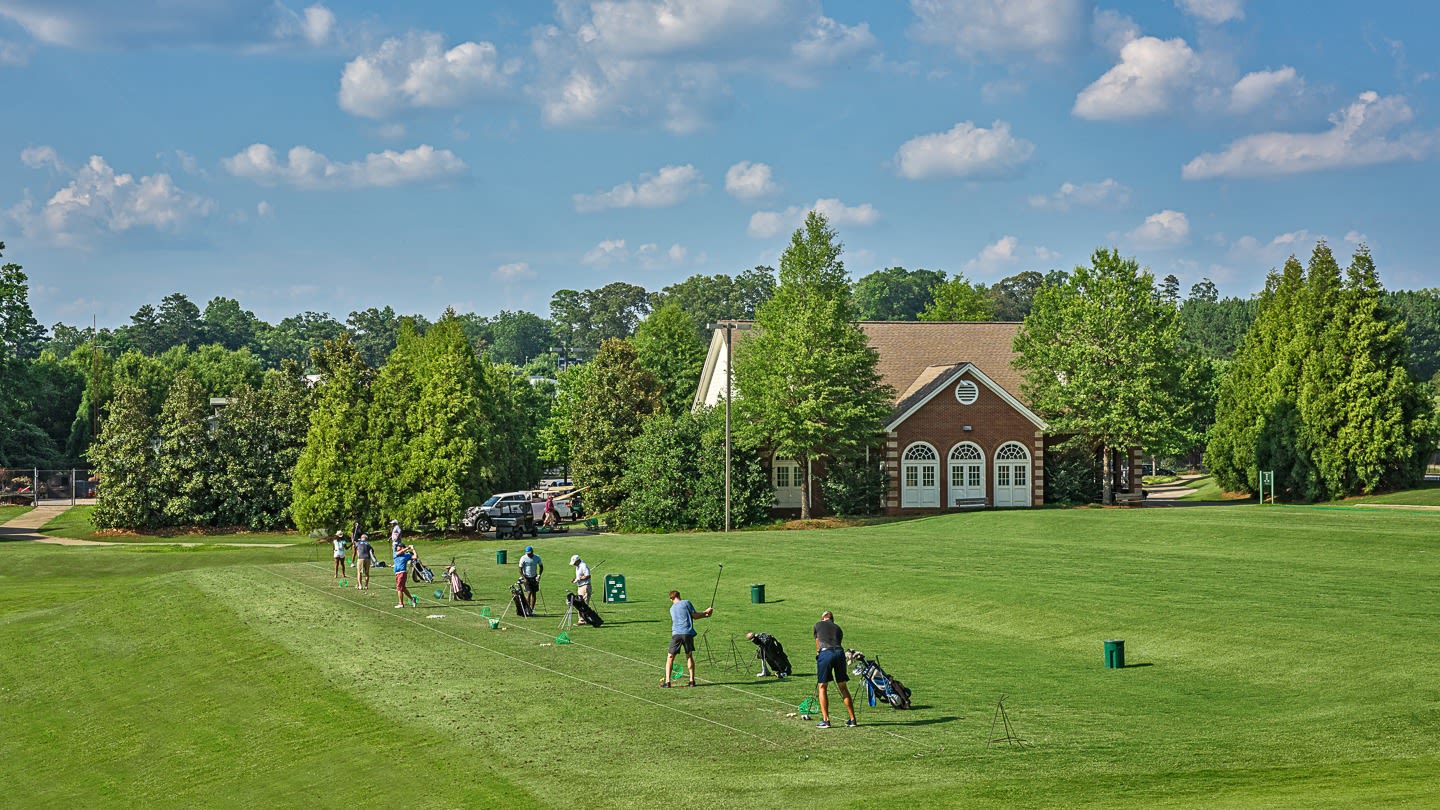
409,556,435,585
510,578,534,617
566,592,603,627
846,649,912,709
750,633,791,677
445,564,472,601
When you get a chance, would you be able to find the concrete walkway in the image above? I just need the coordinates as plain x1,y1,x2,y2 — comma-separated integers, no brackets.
1140,475,1202,503
0,504,294,547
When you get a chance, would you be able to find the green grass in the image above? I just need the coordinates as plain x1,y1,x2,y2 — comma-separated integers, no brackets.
38,505,302,545
0,504,32,525
1177,474,1251,503
1352,481,1440,507
4,506,1440,807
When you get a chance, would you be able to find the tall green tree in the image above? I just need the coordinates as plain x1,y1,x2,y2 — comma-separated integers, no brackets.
1013,248,1186,503
569,338,660,513
0,243,55,466
633,302,706,416
201,296,264,352
988,270,1047,321
213,362,312,529
852,266,945,321
291,333,372,531
919,273,995,321
154,371,219,525
486,310,553,366
733,211,893,519
89,382,161,529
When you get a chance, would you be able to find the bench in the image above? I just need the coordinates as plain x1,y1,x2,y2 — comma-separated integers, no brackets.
952,497,987,511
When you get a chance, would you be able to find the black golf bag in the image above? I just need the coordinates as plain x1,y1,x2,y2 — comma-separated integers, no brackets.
510,578,534,617
566,592,603,627
409,556,435,585
847,649,912,709
750,633,791,677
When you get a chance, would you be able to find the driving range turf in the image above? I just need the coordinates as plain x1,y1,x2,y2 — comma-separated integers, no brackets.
2,505,1438,808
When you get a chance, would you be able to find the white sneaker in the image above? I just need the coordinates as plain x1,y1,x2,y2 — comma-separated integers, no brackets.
394,604,405,608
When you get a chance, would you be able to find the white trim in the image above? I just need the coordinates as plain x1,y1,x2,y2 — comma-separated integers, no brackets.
948,441,986,502
885,363,1047,432
993,441,1032,507
900,441,941,508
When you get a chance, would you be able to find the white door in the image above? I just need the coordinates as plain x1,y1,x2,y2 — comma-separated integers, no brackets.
993,442,1032,507
948,442,985,503
901,443,940,507
773,456,802,508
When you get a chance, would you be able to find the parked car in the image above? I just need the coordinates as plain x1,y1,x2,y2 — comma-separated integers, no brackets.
462,490,574,532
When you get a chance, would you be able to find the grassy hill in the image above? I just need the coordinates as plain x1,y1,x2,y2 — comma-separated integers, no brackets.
2,505,1437,807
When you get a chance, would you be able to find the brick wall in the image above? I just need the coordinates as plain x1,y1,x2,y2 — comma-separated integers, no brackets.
885,370,1045,511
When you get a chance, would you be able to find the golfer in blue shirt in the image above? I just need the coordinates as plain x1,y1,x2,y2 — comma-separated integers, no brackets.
661,590,712,688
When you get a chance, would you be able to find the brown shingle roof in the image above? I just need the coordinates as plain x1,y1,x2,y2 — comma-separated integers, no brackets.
857,321,1025,407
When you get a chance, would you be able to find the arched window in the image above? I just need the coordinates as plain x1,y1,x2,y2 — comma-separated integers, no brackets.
901,442,940,508
948,441,985,502
993,442,1032,507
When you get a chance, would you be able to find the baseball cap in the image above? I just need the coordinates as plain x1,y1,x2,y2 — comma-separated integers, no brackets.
525,546,533,553
389,519,398,525
335,531,344,537
570,555,580,565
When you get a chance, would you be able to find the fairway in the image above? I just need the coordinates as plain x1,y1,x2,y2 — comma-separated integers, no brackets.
3,506,1439,808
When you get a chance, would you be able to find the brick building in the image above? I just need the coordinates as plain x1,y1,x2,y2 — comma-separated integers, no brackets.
694,321,1142,514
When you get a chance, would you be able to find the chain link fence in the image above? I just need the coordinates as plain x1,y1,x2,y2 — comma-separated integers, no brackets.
0,468,95,506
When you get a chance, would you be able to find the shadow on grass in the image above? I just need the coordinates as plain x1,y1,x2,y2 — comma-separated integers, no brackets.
1119,662,1154,669
864,714,963,727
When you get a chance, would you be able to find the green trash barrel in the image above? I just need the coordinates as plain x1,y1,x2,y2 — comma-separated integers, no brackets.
496,549,508,565
750,583,765,604
1104,639,1125,669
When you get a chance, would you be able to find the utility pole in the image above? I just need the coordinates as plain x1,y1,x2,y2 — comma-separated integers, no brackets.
706,321,752,532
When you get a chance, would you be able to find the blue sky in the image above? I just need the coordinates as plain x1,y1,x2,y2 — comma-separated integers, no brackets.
3,1,1438,329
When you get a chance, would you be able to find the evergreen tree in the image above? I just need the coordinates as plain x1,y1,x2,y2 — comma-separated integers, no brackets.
155,371,220,525
633,301,707,417
733,211,892,519
292,333,372,531
569,338,660,513
89,383,161,529
617,411,700,531
214,362,312,529
1013,248,1187,503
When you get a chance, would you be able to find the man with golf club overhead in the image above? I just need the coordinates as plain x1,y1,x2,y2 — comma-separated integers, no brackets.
661,589,713,687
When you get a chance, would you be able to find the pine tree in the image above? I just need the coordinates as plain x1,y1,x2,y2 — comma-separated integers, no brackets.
292,333,372,531
734,211,892,519
215,362,312,528
89,383,161,529
570,338,660,513
155,371,219,525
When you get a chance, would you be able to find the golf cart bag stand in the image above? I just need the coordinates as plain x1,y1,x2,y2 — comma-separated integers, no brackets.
750,633,791,677
846,649,912,709
510,578,534,617
566,592,603,627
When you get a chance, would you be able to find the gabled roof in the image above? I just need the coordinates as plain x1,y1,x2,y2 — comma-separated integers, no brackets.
693,320,1033,414
885,362,1047,432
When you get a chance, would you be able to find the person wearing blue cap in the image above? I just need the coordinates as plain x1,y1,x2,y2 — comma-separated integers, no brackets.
518,546,543,614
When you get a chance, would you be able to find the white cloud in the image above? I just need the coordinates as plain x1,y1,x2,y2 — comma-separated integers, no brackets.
748,197,879,238
222,143,467,189
894,121,1033,180
340,31,519,119
1229,230,1318,263
0,38,30,65
1028,178,1130,211
582,239,629,267
493,261,536,281
20,144,62,170
1091,9,1139,55
256,200,273,218
724,161,778,200
1175,0,1244,25
573,164,703,212
909,0,1083,62
1344,230,1368,245
1074,36,1198,120
530,1,874,133
8,153,214,246
1183,92,1439,179
894,120,1034,180
1228,66,1302,114
1126,210,1191,249
0,1,342,49
962,236,1057,274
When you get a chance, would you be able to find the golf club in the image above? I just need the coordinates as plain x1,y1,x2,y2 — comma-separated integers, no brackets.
708,562,725,611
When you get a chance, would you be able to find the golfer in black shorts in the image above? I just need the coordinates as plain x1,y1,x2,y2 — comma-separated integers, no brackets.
813,610,857,728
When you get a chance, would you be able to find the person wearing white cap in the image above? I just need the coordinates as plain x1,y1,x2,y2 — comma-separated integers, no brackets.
570,555,592,620
388,519,403,554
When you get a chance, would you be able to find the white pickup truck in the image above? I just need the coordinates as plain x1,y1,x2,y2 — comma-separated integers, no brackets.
463,490,574,531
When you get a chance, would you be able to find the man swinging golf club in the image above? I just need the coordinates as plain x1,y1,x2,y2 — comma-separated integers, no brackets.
814,610,857,728
661,590,712,688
